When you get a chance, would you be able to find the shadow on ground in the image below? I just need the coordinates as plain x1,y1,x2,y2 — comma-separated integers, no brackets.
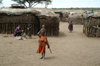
45,56,55,60
58,31,67,37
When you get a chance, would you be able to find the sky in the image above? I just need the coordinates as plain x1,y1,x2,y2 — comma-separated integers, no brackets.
0,0,100,8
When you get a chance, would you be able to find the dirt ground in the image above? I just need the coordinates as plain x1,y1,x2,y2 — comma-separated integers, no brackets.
0,22,100,66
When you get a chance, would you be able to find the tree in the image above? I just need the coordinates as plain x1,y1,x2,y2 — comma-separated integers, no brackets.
12,0,52,8
44,0,51,8
0,0,3,4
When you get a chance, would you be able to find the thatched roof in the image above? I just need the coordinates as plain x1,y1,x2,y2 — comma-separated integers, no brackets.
93,12,100,17
0,8,59,17
69,13,83,19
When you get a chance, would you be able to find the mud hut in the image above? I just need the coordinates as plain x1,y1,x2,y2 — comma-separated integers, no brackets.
54,11,69,22
83,11,100,37
0,8,60,36
68,12,85,24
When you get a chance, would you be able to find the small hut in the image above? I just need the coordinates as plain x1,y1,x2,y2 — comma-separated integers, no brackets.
83,11,100,37
68,12,85,24
54,11,69,22
0,8,60,36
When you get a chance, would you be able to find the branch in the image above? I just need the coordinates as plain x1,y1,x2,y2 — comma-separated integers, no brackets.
30,1,37,7
23,3,27,7
30,0,42,7
32,3,39,7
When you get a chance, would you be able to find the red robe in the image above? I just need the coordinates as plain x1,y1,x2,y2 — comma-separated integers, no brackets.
68,23,73,31
37,34,47,53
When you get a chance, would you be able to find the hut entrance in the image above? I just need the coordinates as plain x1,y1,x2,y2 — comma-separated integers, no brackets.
33,16,40,35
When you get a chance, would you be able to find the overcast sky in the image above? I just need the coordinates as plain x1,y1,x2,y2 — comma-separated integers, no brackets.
0,0,100,8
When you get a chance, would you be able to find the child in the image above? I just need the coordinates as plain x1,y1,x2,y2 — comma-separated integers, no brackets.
27,24,32,39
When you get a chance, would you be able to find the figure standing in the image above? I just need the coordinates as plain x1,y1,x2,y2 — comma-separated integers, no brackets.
68,21,73,32
27,24,32,39
37,25,50,59
37,25,46,36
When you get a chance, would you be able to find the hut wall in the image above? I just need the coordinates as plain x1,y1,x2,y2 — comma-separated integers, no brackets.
68,14,84,24
61,13,69,22
39,16,59,36
0,14,60,36
83,17,100,37
0,14,40,35
68,18,85,24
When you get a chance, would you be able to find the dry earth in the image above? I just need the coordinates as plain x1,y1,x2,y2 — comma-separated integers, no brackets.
0,22,100,66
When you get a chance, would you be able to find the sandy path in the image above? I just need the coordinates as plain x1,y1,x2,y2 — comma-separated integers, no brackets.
0,22,100,66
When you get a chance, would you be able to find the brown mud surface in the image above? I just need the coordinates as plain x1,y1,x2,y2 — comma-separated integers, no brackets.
0,22,100,66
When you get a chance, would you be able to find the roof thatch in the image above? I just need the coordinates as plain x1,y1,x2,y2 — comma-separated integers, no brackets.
69,13,83,19
0,8,59,17
93,12,100,17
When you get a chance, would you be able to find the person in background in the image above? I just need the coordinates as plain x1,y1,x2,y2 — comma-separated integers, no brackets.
68,21,73,32
14,26,23,37
27,24,32,39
